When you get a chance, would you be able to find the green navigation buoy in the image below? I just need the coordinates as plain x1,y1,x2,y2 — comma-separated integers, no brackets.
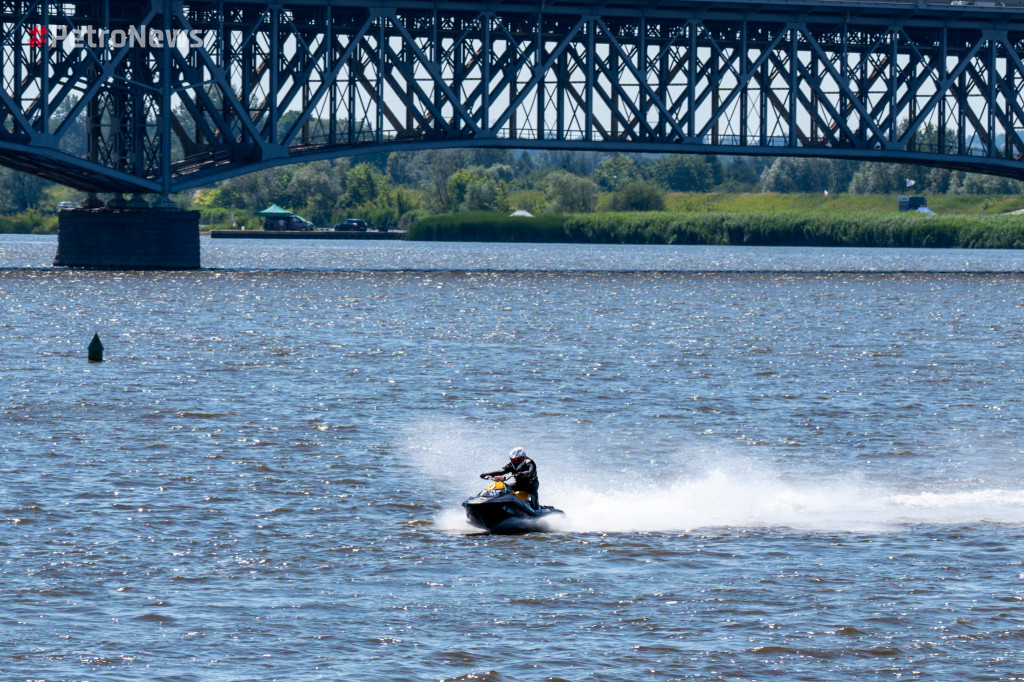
88,332,104,362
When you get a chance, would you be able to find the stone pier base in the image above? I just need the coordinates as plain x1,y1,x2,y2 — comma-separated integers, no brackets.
55,208,201,269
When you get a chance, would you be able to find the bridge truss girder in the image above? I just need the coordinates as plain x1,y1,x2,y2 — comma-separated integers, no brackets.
2,0,1024,193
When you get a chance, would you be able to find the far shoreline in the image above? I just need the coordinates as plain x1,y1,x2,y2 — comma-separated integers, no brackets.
404,209,1024,250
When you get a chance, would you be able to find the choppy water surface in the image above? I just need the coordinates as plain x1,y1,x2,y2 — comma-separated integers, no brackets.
3,234,1024,680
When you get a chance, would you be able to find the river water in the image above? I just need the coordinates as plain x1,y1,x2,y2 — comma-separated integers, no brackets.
3,234,1024,680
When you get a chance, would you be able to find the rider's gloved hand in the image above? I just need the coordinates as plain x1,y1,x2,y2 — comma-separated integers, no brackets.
480,473,488,479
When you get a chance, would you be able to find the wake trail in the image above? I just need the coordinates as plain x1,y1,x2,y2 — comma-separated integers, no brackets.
544,470,1024,533
402,417,1024,534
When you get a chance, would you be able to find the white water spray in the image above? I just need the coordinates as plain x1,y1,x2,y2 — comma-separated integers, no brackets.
548,470,1024,533
403,418,1024,533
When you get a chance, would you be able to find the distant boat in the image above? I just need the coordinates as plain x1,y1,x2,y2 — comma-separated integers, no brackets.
510,209,535,218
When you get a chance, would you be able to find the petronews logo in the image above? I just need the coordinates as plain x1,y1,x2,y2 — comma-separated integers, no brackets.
28,24,203,49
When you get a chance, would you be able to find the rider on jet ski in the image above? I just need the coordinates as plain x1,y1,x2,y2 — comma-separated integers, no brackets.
481,447,540,509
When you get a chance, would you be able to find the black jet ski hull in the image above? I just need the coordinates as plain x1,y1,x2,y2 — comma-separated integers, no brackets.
462,492,564,534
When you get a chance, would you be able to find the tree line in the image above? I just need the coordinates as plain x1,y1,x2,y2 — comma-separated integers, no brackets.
186,147,1023,229
1,135,1022,231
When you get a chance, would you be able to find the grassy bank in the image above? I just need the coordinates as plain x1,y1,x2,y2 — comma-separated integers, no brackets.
0,209,58,234
407,212,570,242
665,192,1024,215
565,211,1024,248
407,209,1024,249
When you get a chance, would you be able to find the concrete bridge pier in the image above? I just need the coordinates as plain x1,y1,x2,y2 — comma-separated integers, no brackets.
54,194,201,269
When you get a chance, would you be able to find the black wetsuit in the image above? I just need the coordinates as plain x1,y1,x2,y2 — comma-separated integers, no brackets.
483,457,540,509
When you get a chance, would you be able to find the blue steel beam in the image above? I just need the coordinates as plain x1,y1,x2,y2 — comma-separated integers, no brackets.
2,0,1024,192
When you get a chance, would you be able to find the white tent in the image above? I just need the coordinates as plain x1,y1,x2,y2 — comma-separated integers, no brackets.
915,206,936,214
510,209,535,217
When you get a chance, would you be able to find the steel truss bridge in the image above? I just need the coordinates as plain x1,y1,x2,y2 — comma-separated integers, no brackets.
5,0,1024,194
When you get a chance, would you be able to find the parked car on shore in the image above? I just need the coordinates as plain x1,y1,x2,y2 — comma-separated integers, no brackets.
56,201,77,211
334,218,368,231
265,214,315,231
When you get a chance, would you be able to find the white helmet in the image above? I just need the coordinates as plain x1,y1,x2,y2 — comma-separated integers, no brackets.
509,447,526,463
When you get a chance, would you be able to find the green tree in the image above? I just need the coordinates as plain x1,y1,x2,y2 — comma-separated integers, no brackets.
343,163,388,208
761,157,857,193
418,149,464,212
219,166,291,211
461,178,508,212
446,169,482,209
720,156,773,191
847,162,903,194
652,155,721,192
546,171,596,213
920,167,955,194
360,185,421,229
479,163,516,184
516,150,536,175
463,149,516,168
386,151,418,185
281,160,347,225
0,168,51,213
593,155,644,191
950,171,1024,195
531,150,599,176
339,163,421,228
607,180,665,211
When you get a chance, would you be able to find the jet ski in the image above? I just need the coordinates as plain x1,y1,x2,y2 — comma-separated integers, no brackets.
462,476,565,534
